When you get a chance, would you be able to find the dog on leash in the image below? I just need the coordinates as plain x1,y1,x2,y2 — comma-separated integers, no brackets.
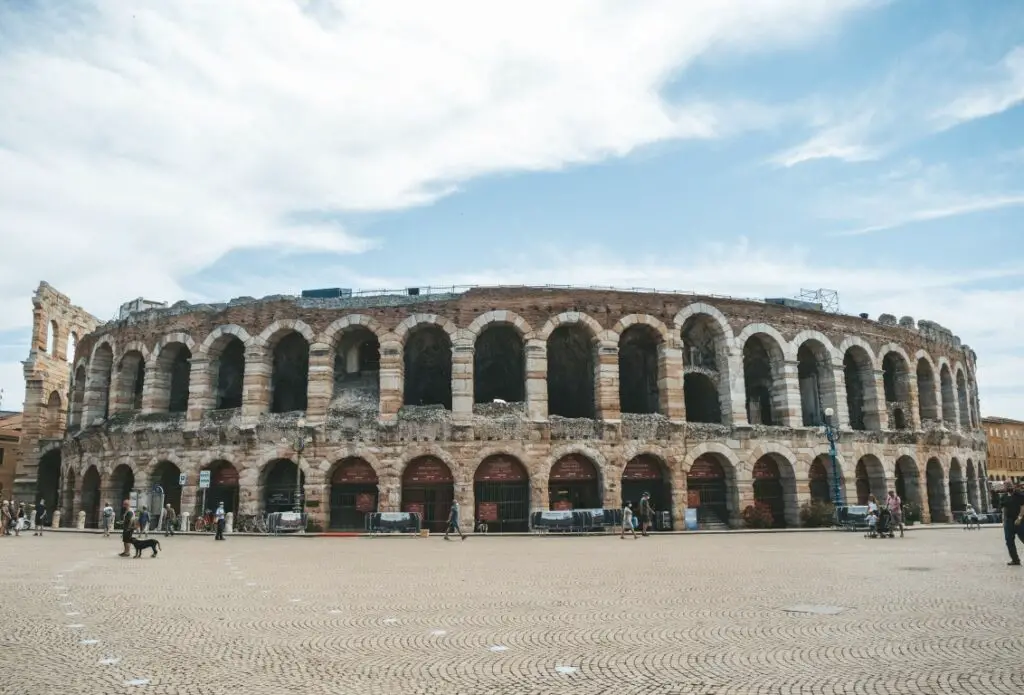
130,538,161,558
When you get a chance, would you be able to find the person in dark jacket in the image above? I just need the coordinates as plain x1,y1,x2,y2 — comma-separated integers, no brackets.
33,499,47,536
1000,483,1024,566
119,500,135,557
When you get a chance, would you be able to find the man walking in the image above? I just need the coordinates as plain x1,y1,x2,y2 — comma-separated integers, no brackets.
214,502,226,541
101,502,114,537
444,499,465,541
638,492,654,537
33,499,47,536
119,499,135,558
138,506,150,538
886,490,904,538
1000,482,1024,566
163,503,177,537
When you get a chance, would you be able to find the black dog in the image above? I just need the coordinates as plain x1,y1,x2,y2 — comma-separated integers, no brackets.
131,538,161,558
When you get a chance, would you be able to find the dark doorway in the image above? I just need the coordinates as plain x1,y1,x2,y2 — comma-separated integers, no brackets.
263,458,304,514
404,326,452,409
153,461,183,513
743,336,779,425
167,344,192,413
683,372,721,423
548,454,601,510
202,461,240,515
618,325,660,414
109,464,134,505
687,456,729,526
926,458,947,522
948,461,967,513
621,455,671,529
215,337,245,410
329,458,379,530
401,456,455,533
36,450,61,508
844,348,871,430
82,466,101,528
895,456,920,509
474,325,525,404
474,455,530,532
752,456,786,528
547,325,595,418
271,333,310,413
797,342,827,426
809,458,830,504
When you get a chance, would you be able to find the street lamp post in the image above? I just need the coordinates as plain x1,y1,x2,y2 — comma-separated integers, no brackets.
823,407,842,508
294,417,306,514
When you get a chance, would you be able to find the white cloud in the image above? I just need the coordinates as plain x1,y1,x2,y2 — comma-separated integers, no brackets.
0,0,877,330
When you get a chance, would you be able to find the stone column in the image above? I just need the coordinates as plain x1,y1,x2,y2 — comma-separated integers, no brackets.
906,377,922,431
670,468,687,529
725,348,748,426
734,479,753,528
779,361,804,428
82,368,111,426
241,343,271,417
180,470,198,517
187,357,213,423
454,481,473,534
378,336,402,422
525,339,547,422
595,339,620,422
378,477,401,513
305,343,333,420
658,342,684,422
830,367,850,430
530,472,549,514
141,356,172,414
451,337,474,425
303,478,327,530
918,476,931,524
872,370,890,429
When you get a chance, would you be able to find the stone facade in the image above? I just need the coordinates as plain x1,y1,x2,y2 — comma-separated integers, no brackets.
0,411,22,501
983,416,1024,483
17,285,989,531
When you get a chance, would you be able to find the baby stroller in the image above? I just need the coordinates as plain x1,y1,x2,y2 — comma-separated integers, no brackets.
866,507,894,538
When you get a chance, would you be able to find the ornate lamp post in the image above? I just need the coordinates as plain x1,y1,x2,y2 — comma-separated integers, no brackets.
294,417,306,514
823,407,843,508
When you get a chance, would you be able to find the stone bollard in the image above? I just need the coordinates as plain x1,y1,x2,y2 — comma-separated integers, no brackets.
180,511,190,533
52,510,61,529
77,511,86,530
225,512,234,534
29,510,37,529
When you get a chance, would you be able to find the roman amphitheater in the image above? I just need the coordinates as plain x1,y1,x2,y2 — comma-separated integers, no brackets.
16,282,988,533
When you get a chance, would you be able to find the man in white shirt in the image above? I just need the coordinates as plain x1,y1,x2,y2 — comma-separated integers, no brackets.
101,502,114,537
214,502,226,541
621,502,637,539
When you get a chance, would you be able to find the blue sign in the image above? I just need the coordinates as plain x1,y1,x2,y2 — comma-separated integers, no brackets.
684,508,699,531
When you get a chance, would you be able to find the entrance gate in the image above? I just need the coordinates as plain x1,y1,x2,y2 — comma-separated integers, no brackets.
809,459,830,504
548,455,600,510
402,457,455,533
752,456,785,528
330,458,379,530
474,455,529,532
686,456,728,526
621,455,671,529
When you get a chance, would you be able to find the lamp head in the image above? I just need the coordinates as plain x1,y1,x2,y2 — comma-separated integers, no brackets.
824,407,834,420
297,416,306,429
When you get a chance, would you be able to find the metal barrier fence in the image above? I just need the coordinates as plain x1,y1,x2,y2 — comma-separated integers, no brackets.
365,511,422,535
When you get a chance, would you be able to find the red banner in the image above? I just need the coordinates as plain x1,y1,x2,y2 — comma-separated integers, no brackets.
623,457,662,481
355,493,376,513
403,502,425,518
403,457,454,484
333,459,378,485
552,499,573,511
475,456,528,482
687,490,702,507
477,502,499,522
549,455,597,482
688,458,724,479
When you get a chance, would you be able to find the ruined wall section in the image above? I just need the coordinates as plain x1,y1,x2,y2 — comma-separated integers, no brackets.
16,282,100,497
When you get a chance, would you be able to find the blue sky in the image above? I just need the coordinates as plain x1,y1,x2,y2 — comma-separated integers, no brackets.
0,0,1022,417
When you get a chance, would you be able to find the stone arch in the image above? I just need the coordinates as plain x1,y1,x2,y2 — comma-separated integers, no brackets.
473,317,526,405
400,453,456,532
45,390,63,437
69,362,88,430
80,464,102,528
397,444,463,483
547,451,603,511
955,367,971,430
326,318,382,412
739,327,788,426
198,325,253,357
618,322,663,415
204,328,247,411
673,302,736,343
915,352,940,425
320,315,387,347
843,342,879,431
200,459,241,515
794,335,838,427
394,314,459,343
466,310,535,341
620,452,675,528
855,454,887,504
894,455,923,512
965,458,979,509
259,457,306,514
925,457,949,522
837,336,878,370
545,315,602,419
36,449,61,509
612,314,672,344
327,456,381,530
680,307,734,425
149,335,196,414
750,451,799,528
807,453,846,505
268,330,310,414
402,321,453,409
473,453,531,532
790,330,840,364
938,360,956,426
536,311,606,344
85,338,116,424
880,346,912,430
685,445,741,528
257,319,316,347
112,347,147,413
45,318,57,354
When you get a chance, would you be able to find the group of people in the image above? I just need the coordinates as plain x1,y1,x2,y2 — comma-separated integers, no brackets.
865,490,906,537
1,498,48,536
621,492,655,539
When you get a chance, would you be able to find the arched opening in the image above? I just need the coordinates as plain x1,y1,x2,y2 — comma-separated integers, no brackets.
203,461,240,515
332,328,381,411
752,455,795,528
797,341,834,427
808,457,831,504
966,459,979,509
548,454,601,510
403,326,452,409
211,336,245,410
547,325,595,419
45,319,56,354
473,325,524,404
329,458,379,530
621,454,672,529
882,352,911,430
916,359,939,424
262,458,304,514
82,466,101,528
69,365,86,430
956,371,971,429
108,464,135,507
686,455,733,527
925,458,947,522
681,314,729,424
742,334,783,426
45,391,63,437
36,450,61,509
474,454,530,532
855,455,886,504
269,332,309,414
683,373,721,424
151,342,192,414
843,347,874,431
618,325,661,415
114,350,146,413
894,456,921,511
87,343,114,422
401,456,455,533
152,461,182,513
939,365,955,426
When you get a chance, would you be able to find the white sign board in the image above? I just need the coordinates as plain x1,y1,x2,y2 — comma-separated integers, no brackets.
178,473,187,486
199,471,211,489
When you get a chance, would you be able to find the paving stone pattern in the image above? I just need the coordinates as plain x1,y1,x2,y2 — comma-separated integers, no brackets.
1,529,1022,695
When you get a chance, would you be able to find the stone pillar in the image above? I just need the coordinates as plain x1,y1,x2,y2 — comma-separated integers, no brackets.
530,472,549,514
187,358,213,422
378,337,402,422
525,339,547,422
918,476,931,524
141,356,172,414
830,367,850,430
602,467,621,510
670,468,686,530
225,511,234,534
872,370,890,429
595,339,620,422
82,367,111,426
76,510,86,529
734,479,753,528
658,342,684,422
451,337,474,424
305,343,333,420
454,481,472,534
779,361,804,427
906,376,922,431
180,471,198,517
378,478,401,513
241,343,271,417
725,348,748,426
51,510,61,528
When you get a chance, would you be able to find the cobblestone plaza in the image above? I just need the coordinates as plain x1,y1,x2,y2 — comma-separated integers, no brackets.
2,529,1021,695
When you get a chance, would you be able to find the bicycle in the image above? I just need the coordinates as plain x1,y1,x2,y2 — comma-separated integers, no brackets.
236,514,270,534
194,512,215,533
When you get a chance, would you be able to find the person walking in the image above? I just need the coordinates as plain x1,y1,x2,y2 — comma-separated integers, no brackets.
33,499,47,536
138,506,150,539
638,492,654,537
101,502,114,537
1,501,11,537
620,502,637,539
1000,482,1024,566
14,504,25,536
214,502,226,541
444,499,466,541
163,504,177,537
886,490,904,538
119,500,135,557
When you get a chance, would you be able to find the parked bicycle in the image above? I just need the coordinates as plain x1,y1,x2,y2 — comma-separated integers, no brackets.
235,513,270,534
193,511,215,533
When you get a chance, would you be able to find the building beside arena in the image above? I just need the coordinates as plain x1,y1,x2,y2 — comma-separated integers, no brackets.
14,282,988,532
983,417,1024,484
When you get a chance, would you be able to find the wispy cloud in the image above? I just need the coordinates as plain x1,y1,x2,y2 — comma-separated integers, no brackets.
833,192,1024,236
